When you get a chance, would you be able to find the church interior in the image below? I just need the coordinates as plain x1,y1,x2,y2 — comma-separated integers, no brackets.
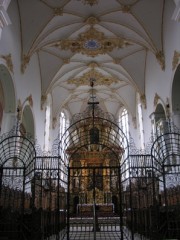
0,0,180,239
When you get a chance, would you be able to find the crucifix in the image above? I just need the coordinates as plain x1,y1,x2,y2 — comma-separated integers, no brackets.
88,78,99,144
88,78,99,119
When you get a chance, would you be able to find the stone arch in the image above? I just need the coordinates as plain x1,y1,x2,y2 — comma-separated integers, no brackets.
0,102,3,130
21,105,35,139
154,103,166,123
153,103,167,135
59,116,129,167
172,64,180,128
0,64,16,133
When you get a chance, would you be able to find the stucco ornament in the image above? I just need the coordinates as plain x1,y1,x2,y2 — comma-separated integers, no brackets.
67,69,119,86
172,50,180,70
1,54,13,73
53,27,131,57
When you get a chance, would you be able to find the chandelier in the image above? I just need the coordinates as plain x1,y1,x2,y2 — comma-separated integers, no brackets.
78,0,99,6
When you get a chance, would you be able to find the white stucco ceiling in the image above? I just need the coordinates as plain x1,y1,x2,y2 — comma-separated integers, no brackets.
17,0,165,119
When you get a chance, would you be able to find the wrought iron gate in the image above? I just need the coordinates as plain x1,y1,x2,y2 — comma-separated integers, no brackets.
0,134,36,239
122,132,180,240
61,112,129,239
0,125,180,240
67,165,125,240
151,132,180,239
0,131,67,240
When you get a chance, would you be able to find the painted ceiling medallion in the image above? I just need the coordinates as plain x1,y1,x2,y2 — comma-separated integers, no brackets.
67,69,119,86
58,27,131,57
78,0,99,6
84,39,101,50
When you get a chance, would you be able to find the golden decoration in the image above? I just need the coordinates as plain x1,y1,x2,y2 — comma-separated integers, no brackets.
154,93,160,106
63,58,70,64
121,5,131,13
41,95,47,110
21,54,30,73
1,54,13,73
53,8,63,16
172,50,180,70
156,51,165,70
27,94,33,107
67,69,119,86
113,58,121,64
88,62,99,68
140,94,146,109
54,27,131,57
85,16,99,25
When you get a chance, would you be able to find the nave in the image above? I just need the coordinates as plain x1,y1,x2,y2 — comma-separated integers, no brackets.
0,114,180,240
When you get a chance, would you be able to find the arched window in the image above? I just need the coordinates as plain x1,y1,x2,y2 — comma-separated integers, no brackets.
59,111,70,147
154,103,166,136
119,108,129,140
60,111,66,139
59,110,70,158
119,108,129,179
44,96,51,152
59,110,69,188
0,65,16,133
22,105,35,139
137,93,145,149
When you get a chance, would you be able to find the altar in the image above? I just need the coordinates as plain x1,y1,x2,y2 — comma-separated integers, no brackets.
77,203,114,216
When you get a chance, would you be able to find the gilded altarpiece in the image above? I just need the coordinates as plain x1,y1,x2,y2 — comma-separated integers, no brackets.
67,118,123,216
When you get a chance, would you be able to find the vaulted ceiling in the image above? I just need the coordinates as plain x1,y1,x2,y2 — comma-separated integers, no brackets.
18,0,165,119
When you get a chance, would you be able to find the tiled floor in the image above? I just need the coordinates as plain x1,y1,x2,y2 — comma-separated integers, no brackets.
67,227,149,240
47,216,150,240
48,225,149,240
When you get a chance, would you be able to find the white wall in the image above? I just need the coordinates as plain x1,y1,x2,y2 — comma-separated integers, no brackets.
0,1,45,149
1,0,180,152
142,0,180,146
